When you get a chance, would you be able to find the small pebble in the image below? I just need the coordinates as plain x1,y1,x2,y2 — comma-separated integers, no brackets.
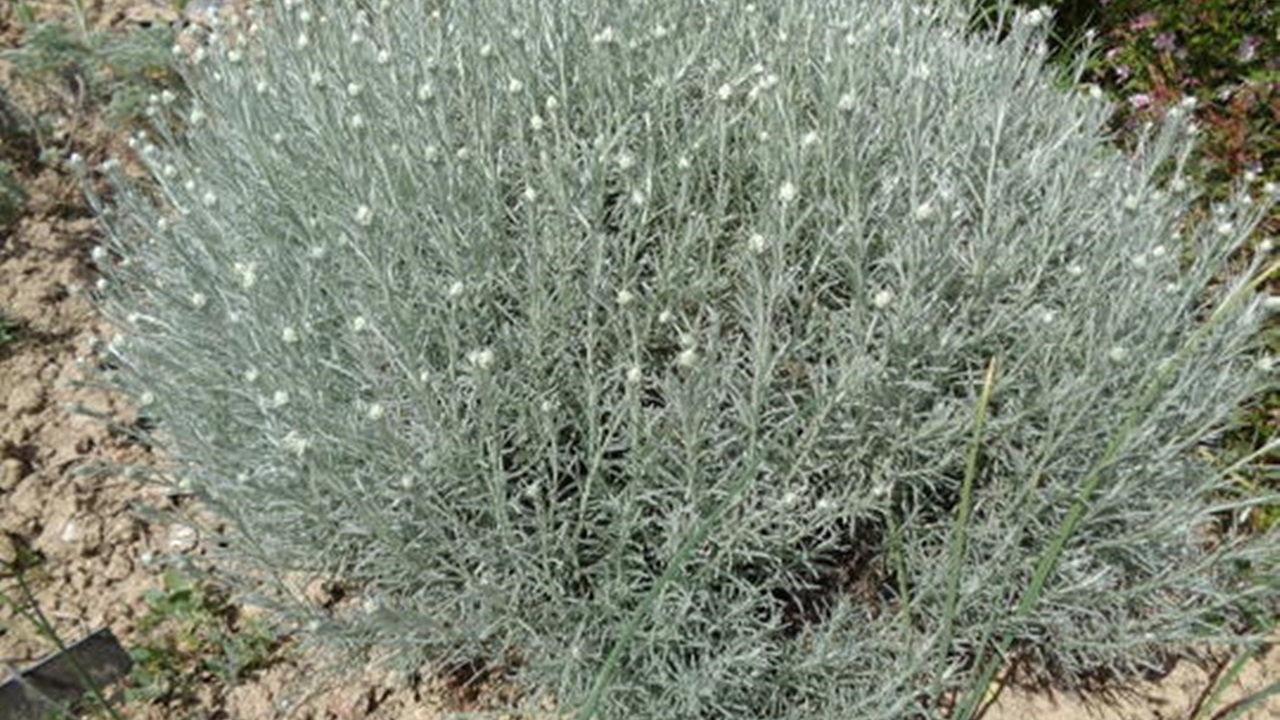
167,524,198,552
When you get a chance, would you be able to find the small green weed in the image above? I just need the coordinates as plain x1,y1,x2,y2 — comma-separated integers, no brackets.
0,311,20,349
121,568,280,710
2,14,182,131
0,162,25,227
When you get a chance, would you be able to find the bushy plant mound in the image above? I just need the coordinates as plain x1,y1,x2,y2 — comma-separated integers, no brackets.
91,0,1279,717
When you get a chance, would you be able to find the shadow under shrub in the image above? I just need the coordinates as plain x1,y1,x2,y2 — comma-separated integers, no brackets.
89,1,1280,718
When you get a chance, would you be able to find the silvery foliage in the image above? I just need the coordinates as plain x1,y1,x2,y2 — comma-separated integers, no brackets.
89,0,1278,716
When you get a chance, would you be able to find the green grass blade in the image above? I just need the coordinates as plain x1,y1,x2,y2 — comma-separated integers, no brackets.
931,357,1000,699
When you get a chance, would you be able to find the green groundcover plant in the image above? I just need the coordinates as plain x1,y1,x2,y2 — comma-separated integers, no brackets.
86,0,1280,717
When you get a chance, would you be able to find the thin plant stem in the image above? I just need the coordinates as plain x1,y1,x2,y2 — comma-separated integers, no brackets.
0,567,128,720
931,356,1000,700
1191,613,1278,720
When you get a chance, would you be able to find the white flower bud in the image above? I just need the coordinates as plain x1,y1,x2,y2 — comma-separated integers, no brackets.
777,181,798,204
366,403,385,420
281,431,310,456
467,348,495,369
272,390,290,408
233,261,257,289
191,292,208,308
676,347,697,367
625,366,643,384
872,289,894,309
1019,6,1051,27
282,327,299,343
591,26,616,45
354,205,374,226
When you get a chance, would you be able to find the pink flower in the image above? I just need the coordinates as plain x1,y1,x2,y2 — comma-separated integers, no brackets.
1129,12,1158,31
1128,93,1152,111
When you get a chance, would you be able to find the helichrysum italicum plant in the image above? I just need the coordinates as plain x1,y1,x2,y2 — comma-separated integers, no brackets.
87,0,1280,717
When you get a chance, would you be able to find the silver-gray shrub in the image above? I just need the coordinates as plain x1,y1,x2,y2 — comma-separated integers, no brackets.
89,0,1279,717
